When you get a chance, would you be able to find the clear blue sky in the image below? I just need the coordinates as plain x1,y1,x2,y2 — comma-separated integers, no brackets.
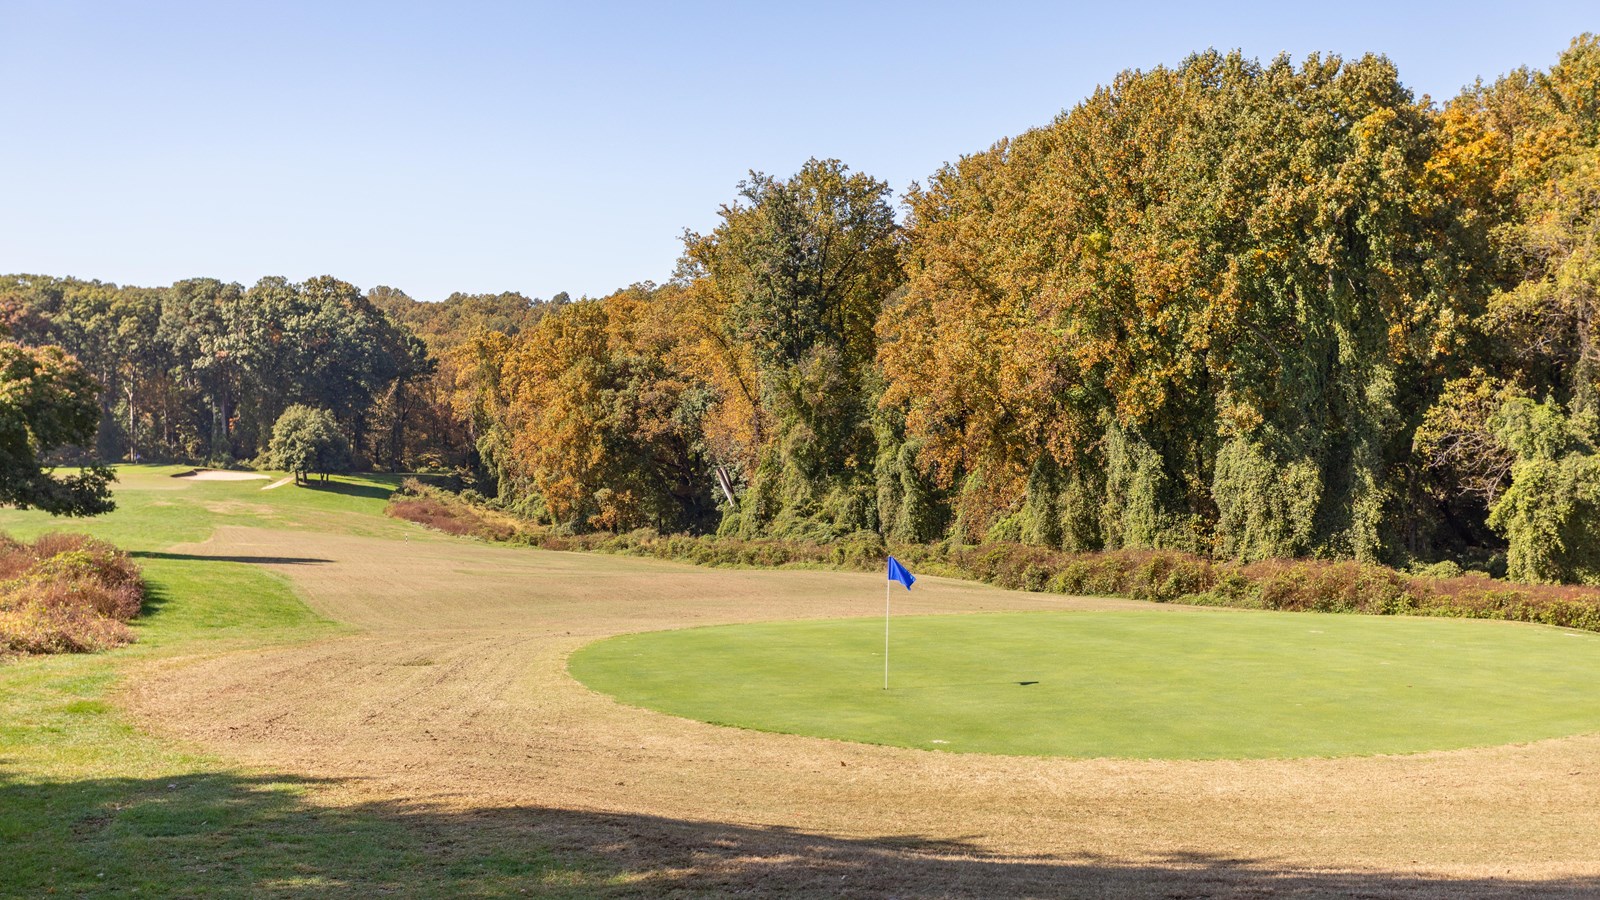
2,1,1593,302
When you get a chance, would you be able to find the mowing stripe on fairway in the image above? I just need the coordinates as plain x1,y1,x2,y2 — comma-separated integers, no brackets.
568,609,1600,759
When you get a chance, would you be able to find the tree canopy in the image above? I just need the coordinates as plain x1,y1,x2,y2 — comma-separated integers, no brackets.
8,35,1600,582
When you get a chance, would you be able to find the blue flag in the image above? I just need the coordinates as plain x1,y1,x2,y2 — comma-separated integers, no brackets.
887,555,916,590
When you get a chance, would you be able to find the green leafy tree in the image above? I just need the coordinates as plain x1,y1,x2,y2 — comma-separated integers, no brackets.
0,342,114,514
677,158,902,538
158,277,249,462
1487,397,1600,583
267,405,352,485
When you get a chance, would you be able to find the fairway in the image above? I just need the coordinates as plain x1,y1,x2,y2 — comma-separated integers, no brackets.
570,610,1600,758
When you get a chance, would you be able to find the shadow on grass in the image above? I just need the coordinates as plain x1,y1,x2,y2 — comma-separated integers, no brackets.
130,551,332,565
132,576,174,620
885,680,1044,691
306,479,398,502
4,767,1599,898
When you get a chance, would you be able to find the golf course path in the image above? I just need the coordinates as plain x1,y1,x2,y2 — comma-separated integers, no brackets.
125,525,1600,895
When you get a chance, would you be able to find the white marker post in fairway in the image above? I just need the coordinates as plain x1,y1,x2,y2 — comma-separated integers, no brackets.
885,556,916,690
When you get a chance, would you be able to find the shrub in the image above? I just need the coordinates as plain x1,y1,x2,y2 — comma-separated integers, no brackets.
1412,560,1465,579
387,496,518,542
386,480,521,542
0,532,145,656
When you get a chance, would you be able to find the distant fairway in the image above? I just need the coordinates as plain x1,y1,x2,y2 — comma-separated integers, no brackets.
570,610,1600,759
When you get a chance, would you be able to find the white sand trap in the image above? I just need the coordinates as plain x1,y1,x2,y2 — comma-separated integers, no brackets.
262,476,295,490
172,469,271,482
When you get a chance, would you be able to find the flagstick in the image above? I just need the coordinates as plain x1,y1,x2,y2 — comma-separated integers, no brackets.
884,576,890,690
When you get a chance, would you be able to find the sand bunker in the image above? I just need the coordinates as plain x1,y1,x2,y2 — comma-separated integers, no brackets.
171,469,271,482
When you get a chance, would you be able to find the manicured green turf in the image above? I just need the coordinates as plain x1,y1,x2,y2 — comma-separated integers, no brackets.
569,610,1600,759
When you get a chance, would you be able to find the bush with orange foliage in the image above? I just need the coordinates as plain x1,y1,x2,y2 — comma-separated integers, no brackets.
0,533,145,656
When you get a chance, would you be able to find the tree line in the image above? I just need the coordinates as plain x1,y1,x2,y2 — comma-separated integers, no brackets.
0,274,555,471
4,35,1598,582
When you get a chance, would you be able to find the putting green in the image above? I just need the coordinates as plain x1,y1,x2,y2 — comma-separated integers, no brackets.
568,609,1600,759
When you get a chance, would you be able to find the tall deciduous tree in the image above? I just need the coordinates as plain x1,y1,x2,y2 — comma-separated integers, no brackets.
887,51,1491,560
0,342,114,515
677,158,902,538
494,285,714,532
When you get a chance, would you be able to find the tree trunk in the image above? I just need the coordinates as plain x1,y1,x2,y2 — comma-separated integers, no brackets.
125,384,137,462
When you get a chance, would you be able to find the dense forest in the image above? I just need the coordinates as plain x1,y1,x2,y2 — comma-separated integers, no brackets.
4,36,1599,582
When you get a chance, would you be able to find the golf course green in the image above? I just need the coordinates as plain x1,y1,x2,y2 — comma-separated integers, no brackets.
569,610,1600,759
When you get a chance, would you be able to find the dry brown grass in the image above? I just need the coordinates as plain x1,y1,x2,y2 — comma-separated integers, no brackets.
114,524,1600,896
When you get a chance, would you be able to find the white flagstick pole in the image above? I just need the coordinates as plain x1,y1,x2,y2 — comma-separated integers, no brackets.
884,575,891,691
